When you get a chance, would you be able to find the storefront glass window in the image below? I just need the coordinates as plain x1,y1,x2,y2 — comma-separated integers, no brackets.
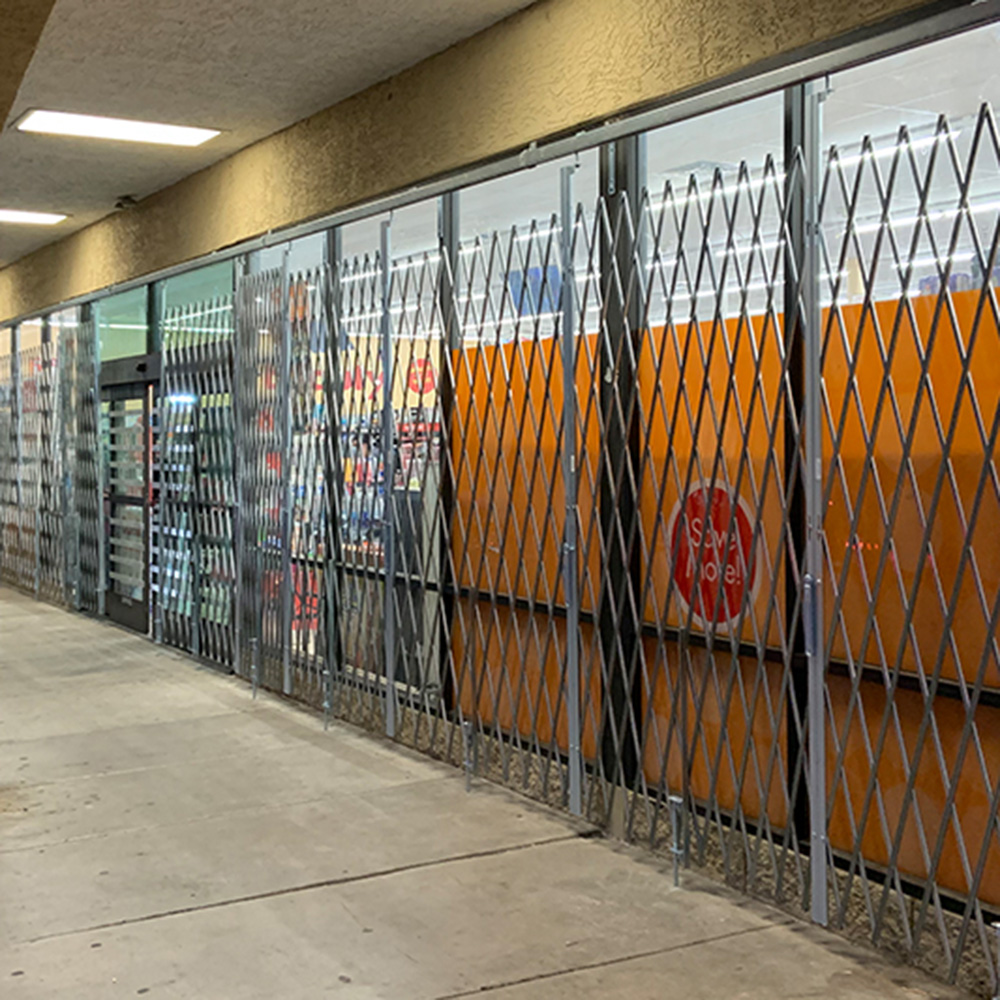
287,232,326,275
159,260,234,316
823,22,1000,303
97,287,148,360
49,306,79,348
645,91,784,320
18,319,43,351
460,151,599,242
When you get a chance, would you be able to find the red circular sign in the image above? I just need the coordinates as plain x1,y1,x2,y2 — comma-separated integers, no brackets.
668,486,758,631
407,358,437,396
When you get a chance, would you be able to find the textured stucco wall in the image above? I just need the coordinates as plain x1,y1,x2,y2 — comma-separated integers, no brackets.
0,0,955,321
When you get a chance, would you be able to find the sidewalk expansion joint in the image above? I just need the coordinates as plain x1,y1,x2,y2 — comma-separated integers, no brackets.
24,832,583,944
432,923,784,998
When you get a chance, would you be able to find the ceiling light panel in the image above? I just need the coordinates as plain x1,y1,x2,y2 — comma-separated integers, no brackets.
0,209,66,225
17,110,219,147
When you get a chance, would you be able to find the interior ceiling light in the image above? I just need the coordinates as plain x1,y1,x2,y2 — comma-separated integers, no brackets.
0,208,66,225
17,110,219,147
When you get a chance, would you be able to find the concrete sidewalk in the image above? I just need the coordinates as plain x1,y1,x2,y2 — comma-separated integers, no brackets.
0,586,965,999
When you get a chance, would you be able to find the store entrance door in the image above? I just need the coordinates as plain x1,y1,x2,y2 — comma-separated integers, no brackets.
101,380,153,633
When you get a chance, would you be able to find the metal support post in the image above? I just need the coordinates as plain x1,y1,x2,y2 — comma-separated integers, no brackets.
561,164,583,817
462,720,473,792
598,135,646,830
786,79,828,927
0,327,8,578
669,794,683,886
232,251,252,677
147,280,163,354
250,635,260,699
93,306,106,618
58,318,74,609
191,396,202,659
380,219,397,738
280,248,293,695
437,191,460,719
324,227,344,729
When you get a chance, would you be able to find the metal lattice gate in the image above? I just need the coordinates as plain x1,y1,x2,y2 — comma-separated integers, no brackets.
222,129,1000,988
3,78,999,1000
235,268,287,693
155,295,237,666
36,339,63,603
816,101,1000,989
74,313,101,614
0,348,15,586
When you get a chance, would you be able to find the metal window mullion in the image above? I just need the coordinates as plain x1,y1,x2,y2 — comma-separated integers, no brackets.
381,220,397,737
598,135,646,823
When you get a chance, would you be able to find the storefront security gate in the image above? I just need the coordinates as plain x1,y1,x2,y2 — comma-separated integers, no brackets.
0,314,100,609
3,87,1000,996
155,297,237,666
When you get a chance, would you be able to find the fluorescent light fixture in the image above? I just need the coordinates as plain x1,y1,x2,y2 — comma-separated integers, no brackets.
17,110,219,147
0,208,66,225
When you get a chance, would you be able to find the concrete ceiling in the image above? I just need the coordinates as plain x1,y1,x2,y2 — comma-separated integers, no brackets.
0,0,59,127
0,0,537,267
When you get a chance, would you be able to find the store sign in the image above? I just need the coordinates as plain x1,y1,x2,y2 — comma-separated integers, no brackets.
667,485,759,631
343,365,384,401
340,337,441,414
407,357,437,396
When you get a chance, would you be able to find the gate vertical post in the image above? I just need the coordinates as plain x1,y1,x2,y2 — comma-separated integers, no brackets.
381,219,398,738
324,227,344,728
561,164,583,817
35,318,49,599
437,192,459,717
11,326,23,590
191,391,202,659
0,328,10,579
280,248,293,695
58,319,73,607
93,306,106,618
233,255,248,676
785,80,828,927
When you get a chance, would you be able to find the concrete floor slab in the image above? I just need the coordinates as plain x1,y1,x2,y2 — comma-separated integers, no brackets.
0,587,969,999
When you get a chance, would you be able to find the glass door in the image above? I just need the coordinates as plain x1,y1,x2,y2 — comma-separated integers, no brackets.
102,384,151,632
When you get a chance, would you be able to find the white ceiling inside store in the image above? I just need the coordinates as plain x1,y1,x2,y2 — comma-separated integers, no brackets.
0,0,537,267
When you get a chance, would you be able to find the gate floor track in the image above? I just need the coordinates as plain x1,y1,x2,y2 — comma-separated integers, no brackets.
0,586,967,999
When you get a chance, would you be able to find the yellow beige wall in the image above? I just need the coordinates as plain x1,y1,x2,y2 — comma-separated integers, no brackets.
0,0,947,321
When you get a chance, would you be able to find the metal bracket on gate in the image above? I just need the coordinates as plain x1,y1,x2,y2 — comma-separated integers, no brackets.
462,720,474,792
250,636,259,699
668,794,685,887
322,665,332,731
803,573,817,658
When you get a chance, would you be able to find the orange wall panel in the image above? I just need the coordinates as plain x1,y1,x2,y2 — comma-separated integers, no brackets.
823,290,1000,687
452,603,600,759
642,637,790,826
827,673,1000,906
